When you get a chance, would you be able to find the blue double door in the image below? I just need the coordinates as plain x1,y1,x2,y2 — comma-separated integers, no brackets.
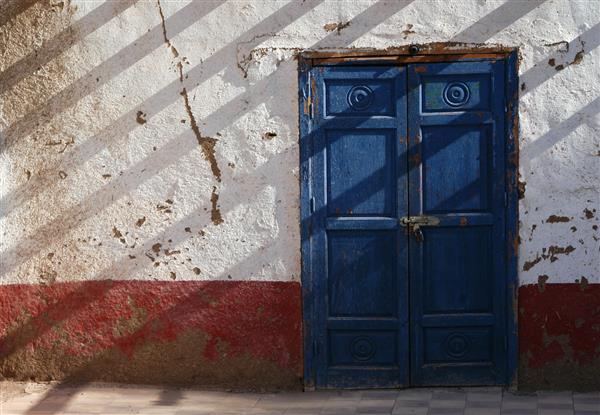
304,60,508,388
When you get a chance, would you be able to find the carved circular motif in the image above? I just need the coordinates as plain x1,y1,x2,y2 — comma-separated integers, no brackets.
347,85,374,110
443,82,470,107
350,336,376,361
444,333,470,358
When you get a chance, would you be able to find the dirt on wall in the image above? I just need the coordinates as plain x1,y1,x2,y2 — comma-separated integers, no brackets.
518,283,600,391
1,329,300,390
0,0,91,284
0,281,303,390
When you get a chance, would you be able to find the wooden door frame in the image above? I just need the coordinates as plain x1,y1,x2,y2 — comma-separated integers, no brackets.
298,47,519,390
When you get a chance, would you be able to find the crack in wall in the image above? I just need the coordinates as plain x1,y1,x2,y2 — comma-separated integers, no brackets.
156,0,179,58
156,0,223,225
179,88,222,183
235,32,278,78
210,186,224,226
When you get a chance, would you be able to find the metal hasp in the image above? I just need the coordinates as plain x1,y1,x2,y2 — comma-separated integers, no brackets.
399,215,440,227
400,215,440,242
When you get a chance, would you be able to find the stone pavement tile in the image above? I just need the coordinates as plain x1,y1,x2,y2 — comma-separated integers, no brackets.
427,407,465,415
285,409,325,415
0,404,29,414
4,385,600,415
538,392,574,405
0,407,39,415
538,402,575,410
244,408,285,415
321,399,360,410
574,404,600,413
431,390,467,401
362,390,401,400
429,399,466,409
466,387,503,393
575,393,600,400
501,394,538,410
100,404,142,413
467,389,503,403
574,395,600,409
204,397,258,408
465,408,500,415
394,400,429,408
357,398,395,414
391,406,427,415
182,390,232,399
500,409,537,415
156,401,220,412
537,410,574,415
320,406,358,415
15,402,71,414
259,392,329,403
255,394,324,411
466,400,501,409
327,390,364,401
1,398,44,409
395,389,433,402
50,404,106,414
185,393,260,406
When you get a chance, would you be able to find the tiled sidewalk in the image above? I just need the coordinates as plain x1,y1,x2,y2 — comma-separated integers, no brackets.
1,382,599,415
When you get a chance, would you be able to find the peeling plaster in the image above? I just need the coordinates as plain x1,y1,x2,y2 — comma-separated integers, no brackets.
0,0,597,287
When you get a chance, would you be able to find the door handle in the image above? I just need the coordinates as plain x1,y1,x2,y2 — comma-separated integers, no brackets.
399,215,440,242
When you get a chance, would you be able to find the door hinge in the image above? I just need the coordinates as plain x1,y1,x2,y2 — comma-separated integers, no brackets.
309,197,315,213
504,191,508,207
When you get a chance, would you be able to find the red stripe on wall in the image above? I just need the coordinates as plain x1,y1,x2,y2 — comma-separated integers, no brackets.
0,280,302,389
4,280,599,390
518,282,600,390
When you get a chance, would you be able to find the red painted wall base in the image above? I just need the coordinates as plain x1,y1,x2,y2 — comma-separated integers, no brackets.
519,282,600,391
0,281,302,390
2,280,599,390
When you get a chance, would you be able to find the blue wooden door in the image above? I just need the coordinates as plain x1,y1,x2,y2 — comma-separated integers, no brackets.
306,65,409,388
302,60,508,388
407,61,507,385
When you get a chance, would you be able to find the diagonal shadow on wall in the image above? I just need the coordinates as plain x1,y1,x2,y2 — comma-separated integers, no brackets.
2,0,596,342
0,1,597,412
3,0,597,369
520,22,600,95
0,0,39,28
521,96,600,161
0,0,322,216
0,0,224,152
451,0,547,43
0,0,417,271
1,0,415,342
0,0,141,96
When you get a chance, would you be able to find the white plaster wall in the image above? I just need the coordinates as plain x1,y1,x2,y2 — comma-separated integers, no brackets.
0,0,598,286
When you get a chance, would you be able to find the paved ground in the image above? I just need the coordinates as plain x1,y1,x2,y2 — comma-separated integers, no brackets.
1,382,599,415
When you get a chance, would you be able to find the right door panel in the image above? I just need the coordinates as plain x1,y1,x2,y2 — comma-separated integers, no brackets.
407,61,507,385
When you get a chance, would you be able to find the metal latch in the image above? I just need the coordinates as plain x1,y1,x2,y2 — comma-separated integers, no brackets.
399,215,440,242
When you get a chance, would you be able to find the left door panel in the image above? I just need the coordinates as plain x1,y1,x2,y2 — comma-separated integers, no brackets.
305,65,409,388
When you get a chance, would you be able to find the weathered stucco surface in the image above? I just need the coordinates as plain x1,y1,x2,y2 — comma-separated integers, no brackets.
0,0,599,388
